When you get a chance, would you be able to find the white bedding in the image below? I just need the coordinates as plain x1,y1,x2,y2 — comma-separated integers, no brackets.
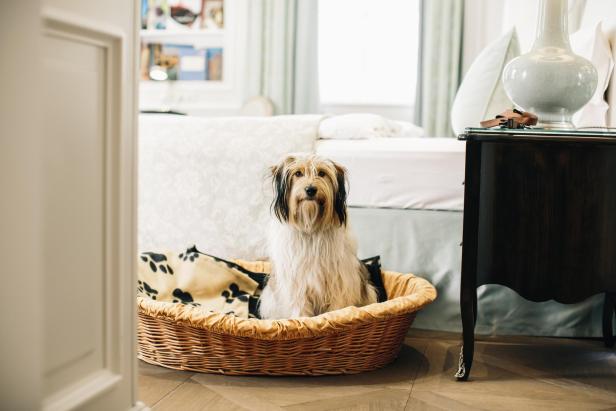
139,114,321,260
316,137,466,211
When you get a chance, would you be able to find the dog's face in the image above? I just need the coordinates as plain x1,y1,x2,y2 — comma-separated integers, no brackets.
271,154,347,233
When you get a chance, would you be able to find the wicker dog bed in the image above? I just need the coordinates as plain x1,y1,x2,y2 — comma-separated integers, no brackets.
137,260,436,376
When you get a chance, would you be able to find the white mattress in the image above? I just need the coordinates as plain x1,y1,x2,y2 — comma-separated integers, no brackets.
315,138,466,211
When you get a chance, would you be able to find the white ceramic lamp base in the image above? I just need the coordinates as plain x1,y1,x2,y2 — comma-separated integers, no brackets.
502,0,597,130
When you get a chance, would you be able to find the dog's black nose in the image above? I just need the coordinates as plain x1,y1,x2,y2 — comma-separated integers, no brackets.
305,186,317,197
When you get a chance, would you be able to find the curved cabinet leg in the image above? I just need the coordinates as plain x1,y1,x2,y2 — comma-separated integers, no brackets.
473,290,478,327
457,139,480,380
456,287,476,381
604,292,615,348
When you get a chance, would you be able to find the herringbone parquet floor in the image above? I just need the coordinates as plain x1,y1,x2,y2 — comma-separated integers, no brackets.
138,330,616,410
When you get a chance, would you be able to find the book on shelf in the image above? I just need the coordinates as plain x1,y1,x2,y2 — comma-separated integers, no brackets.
177,45,207,81
140,43,223,82
206,48,223,81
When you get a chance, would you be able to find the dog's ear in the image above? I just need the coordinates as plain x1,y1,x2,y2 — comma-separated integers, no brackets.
333,162,347,226
269,155,295,176
270,161,290,222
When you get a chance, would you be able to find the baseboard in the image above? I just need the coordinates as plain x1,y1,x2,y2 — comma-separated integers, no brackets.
131,400,150,411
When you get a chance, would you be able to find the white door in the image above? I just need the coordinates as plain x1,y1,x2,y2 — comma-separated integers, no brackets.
0,1,140,410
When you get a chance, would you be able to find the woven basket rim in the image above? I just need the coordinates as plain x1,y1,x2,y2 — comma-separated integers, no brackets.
137,268,437,341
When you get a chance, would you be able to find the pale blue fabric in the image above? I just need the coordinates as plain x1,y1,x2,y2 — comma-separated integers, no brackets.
349,206,611,337
415,0,464,136
245,0,319,115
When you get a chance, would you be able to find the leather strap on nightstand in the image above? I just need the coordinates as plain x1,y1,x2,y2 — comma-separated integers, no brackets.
480,109,538,129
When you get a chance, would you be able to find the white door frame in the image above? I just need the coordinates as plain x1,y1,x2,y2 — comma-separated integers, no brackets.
1,1,141,409
0,2,44,408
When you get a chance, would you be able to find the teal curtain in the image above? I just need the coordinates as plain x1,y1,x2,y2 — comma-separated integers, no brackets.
415,0,464,136
245,0,319,115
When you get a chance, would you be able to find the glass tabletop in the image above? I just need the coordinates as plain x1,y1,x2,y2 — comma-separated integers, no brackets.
460,127,616,142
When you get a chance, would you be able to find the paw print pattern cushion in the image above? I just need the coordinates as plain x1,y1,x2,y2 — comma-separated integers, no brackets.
138,246,266,318
138,246,385,319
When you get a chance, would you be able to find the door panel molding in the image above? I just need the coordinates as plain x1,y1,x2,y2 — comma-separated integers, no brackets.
43,370,121,411
41,8,133,409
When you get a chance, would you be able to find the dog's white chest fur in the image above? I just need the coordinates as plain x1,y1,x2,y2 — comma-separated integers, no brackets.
260,222,377,319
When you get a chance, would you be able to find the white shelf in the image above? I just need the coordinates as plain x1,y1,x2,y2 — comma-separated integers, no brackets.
139,0,247,116
140,29,224,48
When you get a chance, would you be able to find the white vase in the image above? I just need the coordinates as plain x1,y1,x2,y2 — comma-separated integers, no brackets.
502,0,597,129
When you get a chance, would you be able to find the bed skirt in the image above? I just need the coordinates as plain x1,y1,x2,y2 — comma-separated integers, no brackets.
349,206,610,337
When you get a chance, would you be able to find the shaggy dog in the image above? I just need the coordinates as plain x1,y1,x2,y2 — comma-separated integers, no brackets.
259,154,378,319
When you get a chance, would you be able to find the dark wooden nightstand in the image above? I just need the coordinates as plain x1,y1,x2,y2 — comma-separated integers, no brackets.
456,128,616,381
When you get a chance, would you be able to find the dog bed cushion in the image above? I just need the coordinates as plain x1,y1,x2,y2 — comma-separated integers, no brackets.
139,246,266,318
138,246,386,319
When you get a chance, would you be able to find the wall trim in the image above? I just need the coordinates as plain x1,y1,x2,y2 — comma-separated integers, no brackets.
42,370,121,411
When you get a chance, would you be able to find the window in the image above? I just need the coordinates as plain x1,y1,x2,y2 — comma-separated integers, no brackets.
318,0,420,116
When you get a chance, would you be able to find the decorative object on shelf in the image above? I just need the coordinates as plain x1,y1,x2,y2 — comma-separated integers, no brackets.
143,0,169,30
240,96,274,117
142,0,224,30
208,1,224,28
170,4,200,27
502,0,597,129
480,108,538,129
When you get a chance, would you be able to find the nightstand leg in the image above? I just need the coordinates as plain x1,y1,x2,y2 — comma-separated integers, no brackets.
456,286,476,381
473,290,478,326
457,139,480,381
603,292,615,348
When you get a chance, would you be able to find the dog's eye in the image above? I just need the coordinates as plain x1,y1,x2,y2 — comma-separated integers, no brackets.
294,170,303,177
317,170,326,177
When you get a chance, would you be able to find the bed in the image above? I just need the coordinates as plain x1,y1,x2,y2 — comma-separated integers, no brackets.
316,138,465,211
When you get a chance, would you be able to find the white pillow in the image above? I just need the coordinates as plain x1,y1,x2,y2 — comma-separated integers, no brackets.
450,29,520,135
571,22,614,128
318,113,424,139
393,120,425,137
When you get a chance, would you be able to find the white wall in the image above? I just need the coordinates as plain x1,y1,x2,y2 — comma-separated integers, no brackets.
462,0,506,76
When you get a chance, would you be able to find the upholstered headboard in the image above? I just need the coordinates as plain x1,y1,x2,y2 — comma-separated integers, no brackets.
604,23,616,128
580,0,616,127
